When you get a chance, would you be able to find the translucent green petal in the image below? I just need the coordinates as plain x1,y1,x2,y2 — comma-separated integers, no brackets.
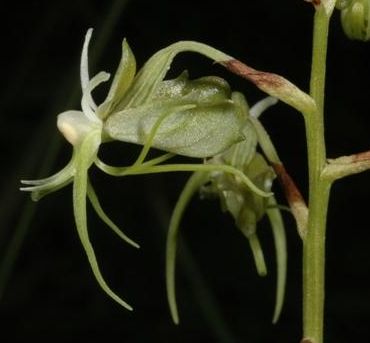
248,97,282,166
80,28,93,91
129,104,195,166
249,96,278,119
117,41,231,109
247,233,267,277
99,39,136,118
87,179,139,249
236,205,267,277
81,71,110,123
166,171,209,324
104,63,246,159
73,131,132,310
216,92,257,169
106,103,192,178
266,196,287,324
155,73,232,104
250,116,281,164
104,94,244,159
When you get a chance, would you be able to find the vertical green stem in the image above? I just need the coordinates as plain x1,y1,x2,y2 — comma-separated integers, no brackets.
310,10,329,116
303,181,330,343
303,7,332,343
306,9,329,177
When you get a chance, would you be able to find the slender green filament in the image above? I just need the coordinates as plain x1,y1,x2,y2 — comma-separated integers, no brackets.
166,171,208,324
87,180,140,249
96,161,272,198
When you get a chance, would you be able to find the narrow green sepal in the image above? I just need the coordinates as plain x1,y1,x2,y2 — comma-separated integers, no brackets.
266,196,287,324
166,171,209,324
247,233,268,276
98,39,137,118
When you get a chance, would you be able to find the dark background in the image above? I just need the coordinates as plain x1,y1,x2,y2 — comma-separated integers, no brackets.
1,1,370,342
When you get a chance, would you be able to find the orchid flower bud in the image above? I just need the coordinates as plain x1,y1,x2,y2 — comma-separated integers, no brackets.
339,0,370,41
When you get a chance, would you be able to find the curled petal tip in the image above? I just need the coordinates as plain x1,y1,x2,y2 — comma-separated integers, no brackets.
81,28,94,91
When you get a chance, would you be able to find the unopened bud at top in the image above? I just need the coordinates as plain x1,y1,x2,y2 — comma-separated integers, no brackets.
339,0,370,41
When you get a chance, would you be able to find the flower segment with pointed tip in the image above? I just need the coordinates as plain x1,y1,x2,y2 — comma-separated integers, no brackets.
21,29,273,312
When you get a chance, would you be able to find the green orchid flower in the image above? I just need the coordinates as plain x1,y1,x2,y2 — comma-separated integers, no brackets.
165,96,287,325
21,29,270,310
